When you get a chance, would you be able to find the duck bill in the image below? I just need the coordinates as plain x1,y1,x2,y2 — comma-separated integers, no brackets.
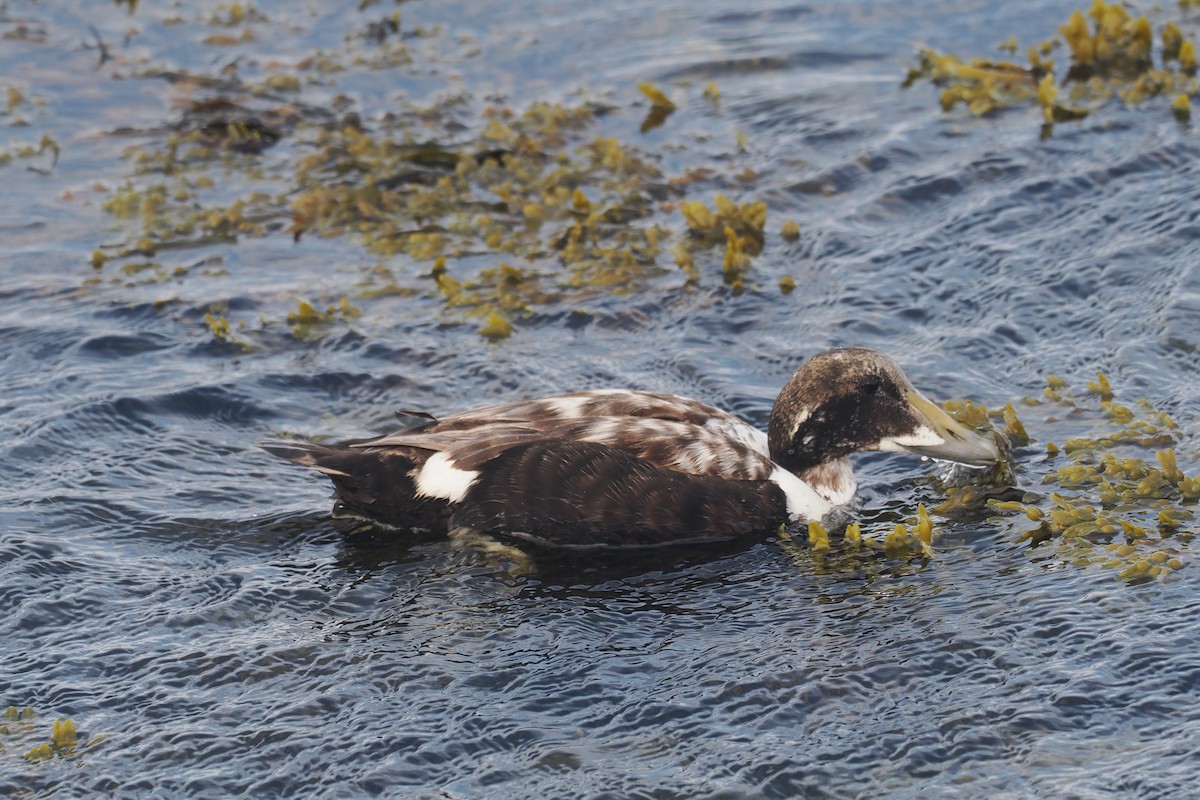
884,390,1001,467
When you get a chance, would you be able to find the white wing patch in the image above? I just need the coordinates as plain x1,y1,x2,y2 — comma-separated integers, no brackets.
769,467,834,522
413,451,479,502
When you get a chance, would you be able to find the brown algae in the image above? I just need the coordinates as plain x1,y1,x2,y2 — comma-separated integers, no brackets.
83,7,796,342
906,1,1200,128
95,91,781,340
979,373,1193,582
2,706,100,763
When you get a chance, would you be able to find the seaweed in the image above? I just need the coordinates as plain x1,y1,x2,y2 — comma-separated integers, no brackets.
74,2,809,340
794,503,939,575
906,1,1200,131
674,193,768,289
1,706,102,764
0,78,59,173
283,298,363,341
790,370,1193,584
96,84,780,339
636,82,677,133
975,374,1192,583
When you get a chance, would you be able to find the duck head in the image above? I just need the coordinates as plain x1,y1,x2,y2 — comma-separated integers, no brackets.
767,348,1000,476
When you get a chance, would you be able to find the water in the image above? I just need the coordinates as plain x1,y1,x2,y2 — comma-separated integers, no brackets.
3,0,1200,797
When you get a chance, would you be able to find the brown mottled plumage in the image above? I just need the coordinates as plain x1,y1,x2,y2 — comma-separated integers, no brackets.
263,348,999,548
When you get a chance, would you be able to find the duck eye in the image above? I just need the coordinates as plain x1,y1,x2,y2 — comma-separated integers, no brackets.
860,375,881,395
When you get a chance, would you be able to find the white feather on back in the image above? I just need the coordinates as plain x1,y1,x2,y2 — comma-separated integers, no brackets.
703,416,769,456
369,391,779,482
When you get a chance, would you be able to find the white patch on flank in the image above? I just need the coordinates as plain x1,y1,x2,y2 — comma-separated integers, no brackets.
768,466,833,522
414,451,479,503
876,425,943,451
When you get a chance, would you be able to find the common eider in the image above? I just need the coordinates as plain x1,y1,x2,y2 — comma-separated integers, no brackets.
262,348,1000,549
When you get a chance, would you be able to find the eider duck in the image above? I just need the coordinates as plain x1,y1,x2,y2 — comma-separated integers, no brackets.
262,348,999,549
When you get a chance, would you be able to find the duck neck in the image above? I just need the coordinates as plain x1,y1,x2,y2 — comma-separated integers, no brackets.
767,423,857,506
794,458,856,506
768,416,854,476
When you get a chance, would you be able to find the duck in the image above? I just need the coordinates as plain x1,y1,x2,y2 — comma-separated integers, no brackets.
262,348,1000,549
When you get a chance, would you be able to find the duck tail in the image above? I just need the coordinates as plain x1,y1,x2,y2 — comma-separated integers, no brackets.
259,440,354,477
260,439,450,532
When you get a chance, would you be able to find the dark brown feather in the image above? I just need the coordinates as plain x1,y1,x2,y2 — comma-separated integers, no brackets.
450,440,788,548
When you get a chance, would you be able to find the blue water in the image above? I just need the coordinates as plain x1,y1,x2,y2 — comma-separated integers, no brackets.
3,0,1200,797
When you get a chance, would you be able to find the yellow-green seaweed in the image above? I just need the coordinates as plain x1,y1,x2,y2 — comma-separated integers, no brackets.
808,520,831,551
3,706,100,764
907,0,1200,129
984,374,1193,582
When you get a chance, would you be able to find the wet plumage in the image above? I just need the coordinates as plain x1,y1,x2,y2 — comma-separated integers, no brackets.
262,348,1000,549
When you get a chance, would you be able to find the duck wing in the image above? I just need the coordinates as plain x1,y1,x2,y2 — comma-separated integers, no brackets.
448,439,789,548
357,390,778,481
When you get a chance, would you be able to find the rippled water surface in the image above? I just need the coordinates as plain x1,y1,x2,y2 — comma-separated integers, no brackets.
4,0,1200,797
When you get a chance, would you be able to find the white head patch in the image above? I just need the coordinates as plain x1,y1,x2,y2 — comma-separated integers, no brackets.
788,407,813,440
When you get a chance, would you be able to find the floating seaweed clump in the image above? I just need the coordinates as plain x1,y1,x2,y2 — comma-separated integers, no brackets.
86,5,794,340
101,180,273,258
675,194,768,290
788,373,1193,585
98,84,781,339
0,79,60,172
1,705,101,763
786,504,941,579
283,103,691,331
286,298,362,340
844,503,936,558
0,133,59,172
952,374,1193,583
906,0,1200,130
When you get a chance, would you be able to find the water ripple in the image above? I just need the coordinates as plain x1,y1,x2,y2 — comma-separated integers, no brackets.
5,0,1200,797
